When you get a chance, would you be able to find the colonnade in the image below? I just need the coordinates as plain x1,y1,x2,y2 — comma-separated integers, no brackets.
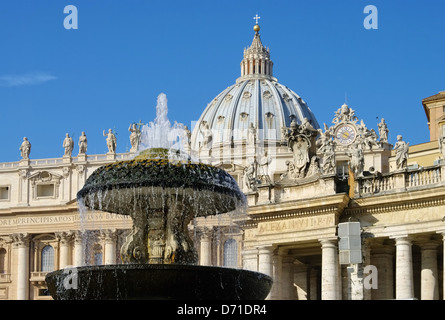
7,231,445,300
242,233,445,300
9,229,119,300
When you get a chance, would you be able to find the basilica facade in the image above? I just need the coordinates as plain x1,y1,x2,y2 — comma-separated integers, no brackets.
1,23,445,300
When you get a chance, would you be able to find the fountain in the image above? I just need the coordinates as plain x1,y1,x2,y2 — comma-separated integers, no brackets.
45,93,273,300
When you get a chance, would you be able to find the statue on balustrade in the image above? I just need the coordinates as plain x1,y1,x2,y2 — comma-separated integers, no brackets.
439,132,445,160
348,142,364,177
19,137,31,160
103,129,117,154
128,123,141,153
378,118,389,143
63,133,74,157
78,131,88,155
394,135,409,170
244,158,260,192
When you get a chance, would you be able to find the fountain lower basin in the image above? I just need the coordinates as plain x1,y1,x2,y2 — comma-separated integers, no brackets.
45,264,273,300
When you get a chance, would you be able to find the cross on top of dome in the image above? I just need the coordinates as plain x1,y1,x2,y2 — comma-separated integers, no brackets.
253,14,261,33
240,15,272,80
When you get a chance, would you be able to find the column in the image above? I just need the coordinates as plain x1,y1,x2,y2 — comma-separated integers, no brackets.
199,228,213,266
258,246,274,300
73,231,85,267
270,248,285,300
393,236,414,299
293,260,309,300
281,256,294,300
102,229,117,265
56,231,73,269
371,244,394,300
419,241,440,300
320,238,339,300
12,233,30,300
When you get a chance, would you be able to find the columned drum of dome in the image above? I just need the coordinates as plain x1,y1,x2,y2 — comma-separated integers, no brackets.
191,23,320,152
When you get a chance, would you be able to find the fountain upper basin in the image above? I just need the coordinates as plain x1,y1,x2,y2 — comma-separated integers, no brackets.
77,157,246,216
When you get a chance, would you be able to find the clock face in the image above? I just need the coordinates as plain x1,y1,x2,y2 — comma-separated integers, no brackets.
335,124,356,145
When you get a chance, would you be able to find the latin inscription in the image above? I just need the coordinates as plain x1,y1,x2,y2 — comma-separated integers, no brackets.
0,212,130,227
258,215,334,234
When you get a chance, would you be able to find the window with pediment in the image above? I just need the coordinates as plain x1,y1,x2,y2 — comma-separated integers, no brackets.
28,171,61,199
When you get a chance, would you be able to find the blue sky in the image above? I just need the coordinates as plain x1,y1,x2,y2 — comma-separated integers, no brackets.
0,0,444,162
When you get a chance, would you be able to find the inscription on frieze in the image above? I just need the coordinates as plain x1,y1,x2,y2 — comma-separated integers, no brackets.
0,212,130,228
258,214,335,234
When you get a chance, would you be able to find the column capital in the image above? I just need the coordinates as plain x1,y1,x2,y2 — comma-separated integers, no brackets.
319,237,338,248
11,233,30,247
196,227,214,241
390,235,412,245
257,245,274,254
55,231,74,245
100,229,118,243
73,230,85,244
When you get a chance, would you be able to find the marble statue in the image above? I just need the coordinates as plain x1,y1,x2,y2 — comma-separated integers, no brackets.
244,158,259,192
300,117,318,136
248,122,257,146
348,142,364,176
183,125,192,152
128,123,141,153
280,126,289,145
103,129,117,154
439,133,445,160
306,156,321,177
378,118,389,143
362,128,380,150
394,135,409,169
319,139,336,175
259,151,272,184
200,122,213,150
62,133,74,157
78,132,87,154
19,137,31,160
